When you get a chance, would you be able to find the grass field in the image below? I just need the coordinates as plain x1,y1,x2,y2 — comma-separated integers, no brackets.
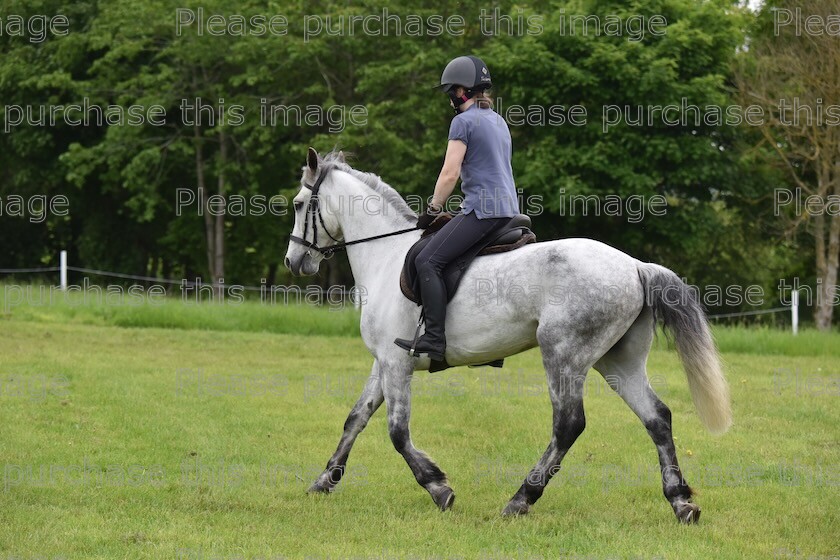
1,296,838,559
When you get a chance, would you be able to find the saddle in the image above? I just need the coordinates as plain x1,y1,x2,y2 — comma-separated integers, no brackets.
398,212,536,373
399,212,537,305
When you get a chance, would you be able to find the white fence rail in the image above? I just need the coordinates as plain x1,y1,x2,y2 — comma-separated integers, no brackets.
1,251,362,308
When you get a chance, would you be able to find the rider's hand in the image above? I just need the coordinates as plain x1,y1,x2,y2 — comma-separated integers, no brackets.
417,203,443,229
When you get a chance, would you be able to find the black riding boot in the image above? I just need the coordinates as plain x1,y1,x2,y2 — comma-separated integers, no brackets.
394,273,447,361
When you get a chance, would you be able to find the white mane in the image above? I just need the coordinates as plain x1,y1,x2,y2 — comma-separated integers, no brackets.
321,151,418,221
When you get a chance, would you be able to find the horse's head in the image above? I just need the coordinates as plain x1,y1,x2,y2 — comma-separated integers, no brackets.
284,147,347,276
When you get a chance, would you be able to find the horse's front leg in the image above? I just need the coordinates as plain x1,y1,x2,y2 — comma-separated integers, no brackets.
309,360,384,493
381,357,455,511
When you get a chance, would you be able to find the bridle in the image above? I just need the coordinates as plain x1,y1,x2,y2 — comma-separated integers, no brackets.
288,165,420,258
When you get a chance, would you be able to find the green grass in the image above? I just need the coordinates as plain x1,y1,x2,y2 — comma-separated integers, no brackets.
2,284,838,357
1,299,838,559
700,323,840,357
0,283,362,337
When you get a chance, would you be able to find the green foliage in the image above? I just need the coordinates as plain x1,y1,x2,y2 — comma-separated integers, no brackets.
0,0,811,316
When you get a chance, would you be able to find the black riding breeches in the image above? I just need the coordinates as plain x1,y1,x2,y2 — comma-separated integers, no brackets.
414,211,511,280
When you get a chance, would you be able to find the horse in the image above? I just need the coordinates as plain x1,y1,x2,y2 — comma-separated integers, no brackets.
284,147,731,523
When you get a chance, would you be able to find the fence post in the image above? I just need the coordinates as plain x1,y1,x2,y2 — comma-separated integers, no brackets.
60,250,67,290
791,289,799,335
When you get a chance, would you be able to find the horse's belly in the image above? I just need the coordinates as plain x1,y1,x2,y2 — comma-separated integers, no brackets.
444,311,538,365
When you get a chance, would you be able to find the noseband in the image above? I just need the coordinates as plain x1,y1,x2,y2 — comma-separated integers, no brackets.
288,165,344,258
289,165,420,258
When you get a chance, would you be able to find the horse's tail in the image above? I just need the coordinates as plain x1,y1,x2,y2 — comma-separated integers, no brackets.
637,263,732,434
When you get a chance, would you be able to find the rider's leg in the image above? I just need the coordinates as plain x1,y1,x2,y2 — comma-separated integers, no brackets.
395,211,510,359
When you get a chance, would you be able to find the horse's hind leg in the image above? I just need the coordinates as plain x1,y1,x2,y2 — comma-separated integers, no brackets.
381,357,455,511
309,360,384,493
502,333,589,516
593,308,700,523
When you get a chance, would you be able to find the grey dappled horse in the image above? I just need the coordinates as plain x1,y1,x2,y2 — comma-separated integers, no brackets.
285,148,731,523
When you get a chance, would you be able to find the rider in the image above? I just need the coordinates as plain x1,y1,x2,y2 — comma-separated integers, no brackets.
394,55,521,362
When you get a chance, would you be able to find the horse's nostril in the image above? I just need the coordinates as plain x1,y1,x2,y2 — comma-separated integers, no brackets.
284,257,291,269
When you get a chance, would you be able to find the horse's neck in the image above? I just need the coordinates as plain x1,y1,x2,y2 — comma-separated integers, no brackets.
345,229,420,294
327,179,419,291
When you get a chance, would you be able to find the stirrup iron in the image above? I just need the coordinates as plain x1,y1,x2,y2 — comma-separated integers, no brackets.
407,310,425,357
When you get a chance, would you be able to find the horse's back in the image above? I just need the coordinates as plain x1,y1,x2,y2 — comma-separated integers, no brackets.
446,236,639,316
442,237,646,365
459,237,643,295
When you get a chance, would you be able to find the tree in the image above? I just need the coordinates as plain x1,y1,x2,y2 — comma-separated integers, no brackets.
735,0,840,329
472,0,802,309
55,0,329,291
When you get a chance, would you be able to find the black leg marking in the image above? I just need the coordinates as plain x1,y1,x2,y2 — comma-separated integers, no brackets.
382,361,455,511
309,363,383,494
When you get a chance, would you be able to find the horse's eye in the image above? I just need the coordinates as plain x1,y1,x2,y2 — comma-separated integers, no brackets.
294,201,303,212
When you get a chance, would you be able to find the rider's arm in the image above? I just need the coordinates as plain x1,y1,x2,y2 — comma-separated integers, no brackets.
430,140,466,210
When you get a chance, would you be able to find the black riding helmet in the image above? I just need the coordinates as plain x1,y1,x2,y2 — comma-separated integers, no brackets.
435,55,492,113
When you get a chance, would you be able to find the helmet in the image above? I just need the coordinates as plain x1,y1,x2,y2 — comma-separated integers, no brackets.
436,55,492,93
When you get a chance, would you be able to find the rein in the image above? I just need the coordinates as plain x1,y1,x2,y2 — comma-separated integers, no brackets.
288,166,419,258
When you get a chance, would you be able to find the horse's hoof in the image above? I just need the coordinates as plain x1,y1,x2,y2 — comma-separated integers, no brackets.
674,502,701,524
502,499,530,516
307,480,333,494
430,485,455,511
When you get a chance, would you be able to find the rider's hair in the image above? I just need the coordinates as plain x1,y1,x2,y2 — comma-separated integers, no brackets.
454,85,494,109
473,89,494,109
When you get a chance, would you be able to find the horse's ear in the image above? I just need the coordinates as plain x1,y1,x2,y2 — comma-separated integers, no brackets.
307,147,319,171
337,150,346,163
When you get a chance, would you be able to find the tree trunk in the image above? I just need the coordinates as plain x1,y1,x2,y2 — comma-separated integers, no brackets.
214,131,227,299
823,210,839,328
266,262,278,287
813,164,840,331
195,123,216,296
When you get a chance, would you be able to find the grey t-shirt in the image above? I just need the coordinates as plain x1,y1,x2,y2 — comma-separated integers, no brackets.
448,104,520,218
